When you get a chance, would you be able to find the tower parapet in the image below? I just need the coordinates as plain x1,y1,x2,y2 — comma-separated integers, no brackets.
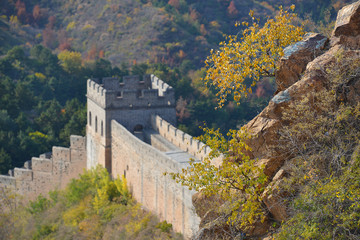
86,74,176,171
87,74,175,110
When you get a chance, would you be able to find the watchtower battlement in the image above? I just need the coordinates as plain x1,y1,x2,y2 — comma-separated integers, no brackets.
87,74,175,110
86,74,176,172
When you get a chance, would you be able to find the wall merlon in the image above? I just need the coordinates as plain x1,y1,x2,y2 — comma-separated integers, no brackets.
103,77,120,90
32,157,53,173
169,125,177,136
0,175,15,188
14,168,33,180
199,142,205,150
184,134,192,145
194,139,200,149
52,146,70,162
70,135,86,149
205,146,211,155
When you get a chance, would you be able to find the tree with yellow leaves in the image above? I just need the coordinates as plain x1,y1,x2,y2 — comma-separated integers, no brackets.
58,50,83,74
205,6,304,107
171,6,305,236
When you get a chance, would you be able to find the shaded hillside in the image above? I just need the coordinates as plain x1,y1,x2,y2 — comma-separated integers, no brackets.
0,45,124,173
0,20,24,53
0,0,354,67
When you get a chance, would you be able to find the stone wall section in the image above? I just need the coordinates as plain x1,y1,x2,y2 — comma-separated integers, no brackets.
111,120,200,239
0,135,86,201
151,115,212,161
87,96,110,170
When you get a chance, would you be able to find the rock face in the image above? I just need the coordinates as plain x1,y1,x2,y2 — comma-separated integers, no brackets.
275,33,328,93
331,1,360,49
333,1,360,37
194,1,360,238
245,0,360,226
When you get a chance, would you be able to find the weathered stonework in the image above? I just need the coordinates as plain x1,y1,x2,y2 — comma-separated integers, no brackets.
86,75,176,171
0,135,86,201
111,120,200,238
86,74,202,238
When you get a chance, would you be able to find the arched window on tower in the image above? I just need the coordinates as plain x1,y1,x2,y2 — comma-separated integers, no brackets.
89,112,92,126
95,116,98,132
101,121,104,136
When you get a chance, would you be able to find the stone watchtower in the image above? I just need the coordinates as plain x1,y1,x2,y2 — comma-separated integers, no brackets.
86,74,176,172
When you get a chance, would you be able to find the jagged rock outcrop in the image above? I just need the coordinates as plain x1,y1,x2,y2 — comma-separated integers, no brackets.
247,0,360,227
193,1,360,238
275,33,328,93
332,0,360,48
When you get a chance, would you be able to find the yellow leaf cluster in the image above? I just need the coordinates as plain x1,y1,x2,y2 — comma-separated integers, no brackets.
170,126,268,230
58,50,82,74
205,6,304,107
66,21,76,31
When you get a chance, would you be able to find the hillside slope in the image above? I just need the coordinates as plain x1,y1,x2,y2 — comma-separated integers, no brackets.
0,0,354,67
192,1,360,239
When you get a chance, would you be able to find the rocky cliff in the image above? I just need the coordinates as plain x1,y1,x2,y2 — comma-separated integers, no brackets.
193,1,360,239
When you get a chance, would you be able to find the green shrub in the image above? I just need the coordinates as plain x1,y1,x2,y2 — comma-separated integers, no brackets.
27,195,50,214
32,223,58,240
156,220,173,233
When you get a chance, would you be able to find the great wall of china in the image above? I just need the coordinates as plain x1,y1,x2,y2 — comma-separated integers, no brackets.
0,74,208,238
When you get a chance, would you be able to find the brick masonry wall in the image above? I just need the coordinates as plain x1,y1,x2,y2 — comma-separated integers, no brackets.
0,135,87,201
111,120,200,239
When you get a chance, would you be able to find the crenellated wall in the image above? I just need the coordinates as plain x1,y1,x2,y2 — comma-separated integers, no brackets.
0,135,87,201
150,74,173,96
87,74,176,171
110,120,200,239
150,115,211,161
86,75,175,110
0,74,213,239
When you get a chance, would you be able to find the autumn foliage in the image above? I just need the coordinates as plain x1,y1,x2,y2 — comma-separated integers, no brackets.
0,166,181,239
205,6,304,107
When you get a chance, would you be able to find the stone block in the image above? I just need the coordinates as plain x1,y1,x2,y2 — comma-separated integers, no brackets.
14,168,33,181
70,135,86,149
32,157,53,173
52,147,70,162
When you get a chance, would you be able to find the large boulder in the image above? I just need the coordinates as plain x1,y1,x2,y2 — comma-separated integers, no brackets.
331,1,360,48
262,169,288,222
275,33,328,93
333,1,360,37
